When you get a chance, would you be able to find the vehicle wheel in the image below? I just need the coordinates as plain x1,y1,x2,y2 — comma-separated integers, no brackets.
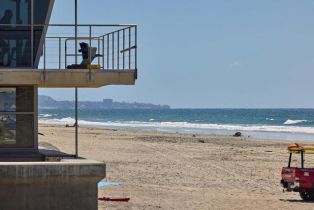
299,191,314,201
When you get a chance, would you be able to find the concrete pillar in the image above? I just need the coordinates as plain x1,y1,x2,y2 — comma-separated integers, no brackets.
0,160,106,210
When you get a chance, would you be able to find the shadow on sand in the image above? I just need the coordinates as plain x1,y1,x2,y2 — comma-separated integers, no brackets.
279,199,314,203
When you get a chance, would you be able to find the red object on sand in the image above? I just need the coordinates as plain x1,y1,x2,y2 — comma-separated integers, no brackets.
287,143,300,151
98,197,130,202
281,143,314,201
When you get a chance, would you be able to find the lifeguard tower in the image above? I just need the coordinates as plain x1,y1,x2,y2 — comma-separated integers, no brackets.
0,0,137,209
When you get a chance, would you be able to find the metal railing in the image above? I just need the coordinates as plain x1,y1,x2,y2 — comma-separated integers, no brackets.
0,23,138,80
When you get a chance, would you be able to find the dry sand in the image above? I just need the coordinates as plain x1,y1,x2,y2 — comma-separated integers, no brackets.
38,125,314,210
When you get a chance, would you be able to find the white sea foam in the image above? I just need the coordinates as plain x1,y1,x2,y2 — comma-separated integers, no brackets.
39,117,314,135
39,114,53,118
39,117,75,125
266,118,274,121
283,119,308,125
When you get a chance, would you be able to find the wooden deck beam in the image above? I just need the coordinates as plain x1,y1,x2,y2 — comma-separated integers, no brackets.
0,69,136,88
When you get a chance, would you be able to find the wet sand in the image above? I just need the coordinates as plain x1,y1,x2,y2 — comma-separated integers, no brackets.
38,125,314,210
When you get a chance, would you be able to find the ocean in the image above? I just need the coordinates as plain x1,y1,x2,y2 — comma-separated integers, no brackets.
38,109,314,141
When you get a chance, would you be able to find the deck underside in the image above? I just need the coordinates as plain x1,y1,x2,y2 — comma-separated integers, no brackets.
0,69,136,88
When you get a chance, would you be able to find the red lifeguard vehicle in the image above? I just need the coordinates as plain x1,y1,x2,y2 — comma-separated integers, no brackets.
281,143,314,201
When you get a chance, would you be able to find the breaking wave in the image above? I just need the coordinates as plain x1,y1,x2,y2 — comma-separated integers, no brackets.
39,117,314,135
39,114,54,118
283,119,308,125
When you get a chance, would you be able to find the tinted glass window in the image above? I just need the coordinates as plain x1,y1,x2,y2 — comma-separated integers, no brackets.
0,88,16,112
0,0,52,68
0,87,34,148
0,115,16,145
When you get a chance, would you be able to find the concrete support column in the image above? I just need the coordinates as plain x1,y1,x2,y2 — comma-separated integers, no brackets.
0,160,106,210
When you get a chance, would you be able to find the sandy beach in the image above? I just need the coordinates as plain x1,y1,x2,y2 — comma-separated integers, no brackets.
38,124,314,210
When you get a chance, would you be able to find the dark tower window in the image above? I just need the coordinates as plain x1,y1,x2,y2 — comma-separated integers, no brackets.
0,88,16,145
0,0,53,68
0,87,34,148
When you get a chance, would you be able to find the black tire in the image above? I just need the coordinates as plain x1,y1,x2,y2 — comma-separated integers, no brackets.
299,191,314,201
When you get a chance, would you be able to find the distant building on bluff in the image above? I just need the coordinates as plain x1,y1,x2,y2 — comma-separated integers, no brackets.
39,95,171,110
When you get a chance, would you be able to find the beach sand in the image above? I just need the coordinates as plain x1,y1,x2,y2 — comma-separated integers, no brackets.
38,125,314,210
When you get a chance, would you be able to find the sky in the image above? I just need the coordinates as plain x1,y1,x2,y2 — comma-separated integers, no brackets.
39,0,314,108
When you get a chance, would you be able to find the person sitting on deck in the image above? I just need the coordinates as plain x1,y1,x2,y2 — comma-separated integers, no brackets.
67,42,102,69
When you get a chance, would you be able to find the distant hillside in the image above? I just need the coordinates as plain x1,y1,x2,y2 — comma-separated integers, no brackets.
39,95,171,110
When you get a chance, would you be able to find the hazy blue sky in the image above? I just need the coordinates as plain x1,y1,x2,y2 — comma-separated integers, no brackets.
39,0,314,108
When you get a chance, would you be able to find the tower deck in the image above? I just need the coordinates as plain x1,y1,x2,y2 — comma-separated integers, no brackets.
0,23,138,88
0,69,136,88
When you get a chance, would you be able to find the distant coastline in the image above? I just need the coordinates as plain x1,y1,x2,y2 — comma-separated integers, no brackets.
39,95,171,110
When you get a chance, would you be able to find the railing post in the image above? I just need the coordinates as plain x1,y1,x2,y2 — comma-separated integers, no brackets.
89,25,92,80
112,33,114,69
65,40,68,68
59,37,62,69
102,35,105,70
129,27,131,69
135,26,137,71
123,29,125,70
117,31,120,70
107,35,109,69
98,36,100,66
